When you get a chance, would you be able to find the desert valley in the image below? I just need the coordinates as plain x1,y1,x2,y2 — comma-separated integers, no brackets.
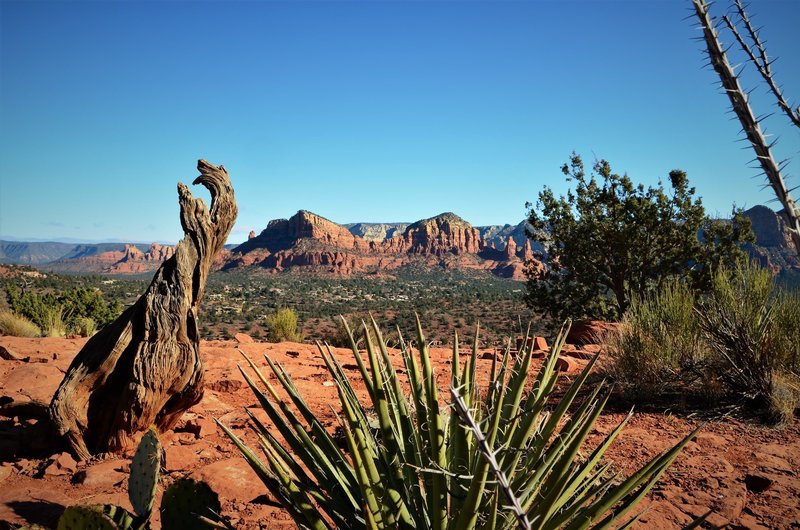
3,0,800,528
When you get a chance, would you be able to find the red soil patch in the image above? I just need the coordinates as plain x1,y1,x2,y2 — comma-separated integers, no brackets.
0,336,798,529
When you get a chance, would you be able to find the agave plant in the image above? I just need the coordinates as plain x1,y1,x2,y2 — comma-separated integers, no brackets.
220,317,698,530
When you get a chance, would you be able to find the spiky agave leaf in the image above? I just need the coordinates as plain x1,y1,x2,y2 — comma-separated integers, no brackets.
220,318,697,530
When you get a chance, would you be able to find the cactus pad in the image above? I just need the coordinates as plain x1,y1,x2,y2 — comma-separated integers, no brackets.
57,505,118,530
128,426,162,518
160,478,222,530
94,504,136,530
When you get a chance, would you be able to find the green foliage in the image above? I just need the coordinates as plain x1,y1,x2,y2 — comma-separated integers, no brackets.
57,506,117,530
606,281,706,399
129,427,161,518
265,307,303,343
525,153,754,323
0,310,41,337
772,290,800,373
607,261,800,422
160,478,223,530
72,316,98,337
41,305,68,338
221,317,698,529
698,261,800,421
6,286,121,337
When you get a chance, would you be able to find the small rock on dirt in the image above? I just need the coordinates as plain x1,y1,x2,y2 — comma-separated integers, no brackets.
745,473,773,493
234,333,254,344
72,459,126,488
193,458,264,503
0,463,13,483
566,319,620,345
208,378,244,393
44,452,77,477
0,345,21,360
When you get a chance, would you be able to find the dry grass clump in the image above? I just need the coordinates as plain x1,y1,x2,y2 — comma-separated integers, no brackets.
40,305,69,338
0,310,41,337
605,280,706,399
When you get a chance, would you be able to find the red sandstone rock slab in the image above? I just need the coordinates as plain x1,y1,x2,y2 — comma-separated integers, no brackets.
566,319,621,345
192,458,265,504
73,459,127,488
234,333,254,344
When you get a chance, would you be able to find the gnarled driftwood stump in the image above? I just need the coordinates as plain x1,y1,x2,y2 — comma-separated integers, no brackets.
50,160,237,459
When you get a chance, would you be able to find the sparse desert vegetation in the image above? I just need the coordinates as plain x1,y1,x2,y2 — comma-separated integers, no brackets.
605,261,800,423
0,310,40,338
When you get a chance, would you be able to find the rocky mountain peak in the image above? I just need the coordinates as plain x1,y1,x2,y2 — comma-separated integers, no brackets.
385,212,483,256
744,205,794,248
404,212,472,233
233,210,370,256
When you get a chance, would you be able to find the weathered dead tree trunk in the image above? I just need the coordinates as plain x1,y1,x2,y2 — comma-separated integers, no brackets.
50,160,237,460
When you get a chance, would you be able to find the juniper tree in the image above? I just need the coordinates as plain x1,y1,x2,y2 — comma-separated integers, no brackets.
525,153,753,323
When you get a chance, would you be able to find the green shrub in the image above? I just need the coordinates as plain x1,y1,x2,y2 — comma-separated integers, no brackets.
41,305,69,338
772,290,800,373
6,286,121,335
698,261,798,421
0,310,40,337
221,318,698,529
698,261,775,402
607,262,800,422
606,281,705,398
265,307,303,343
73,316,98,337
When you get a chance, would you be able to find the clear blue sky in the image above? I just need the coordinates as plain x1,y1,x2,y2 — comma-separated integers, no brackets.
1,1,799,244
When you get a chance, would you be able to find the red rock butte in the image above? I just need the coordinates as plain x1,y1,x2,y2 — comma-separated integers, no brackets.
225,210,542,278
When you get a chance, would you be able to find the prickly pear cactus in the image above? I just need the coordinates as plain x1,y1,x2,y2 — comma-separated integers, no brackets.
95,504,135,530
128,426,162,518
56,505,118,530
160,478,222,530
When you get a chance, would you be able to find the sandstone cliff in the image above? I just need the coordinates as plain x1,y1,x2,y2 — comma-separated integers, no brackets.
226,211,539,278
383,213,483,255
742,205,800,272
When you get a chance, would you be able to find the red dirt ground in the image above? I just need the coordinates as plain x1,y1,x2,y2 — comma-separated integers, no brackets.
0,336,798,529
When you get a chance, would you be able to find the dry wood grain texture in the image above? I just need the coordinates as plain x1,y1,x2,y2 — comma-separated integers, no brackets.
50,160,237,459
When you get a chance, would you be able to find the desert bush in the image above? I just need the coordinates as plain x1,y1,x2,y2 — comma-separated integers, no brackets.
697,262,776,403
772,290,800,373
41,305,69,338
0,310,40,337
73,316,98,337
606,281,705,398
265,307,303,343
221,318,698,529
6,286,120,335
525,153,754,323
698,261,799,421
607,262,800,421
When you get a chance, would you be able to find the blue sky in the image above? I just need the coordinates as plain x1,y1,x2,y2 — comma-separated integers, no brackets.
1,1,799,244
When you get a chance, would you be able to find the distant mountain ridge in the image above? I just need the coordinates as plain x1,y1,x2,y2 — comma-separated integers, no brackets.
0,241,129,266
3,205,797,278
